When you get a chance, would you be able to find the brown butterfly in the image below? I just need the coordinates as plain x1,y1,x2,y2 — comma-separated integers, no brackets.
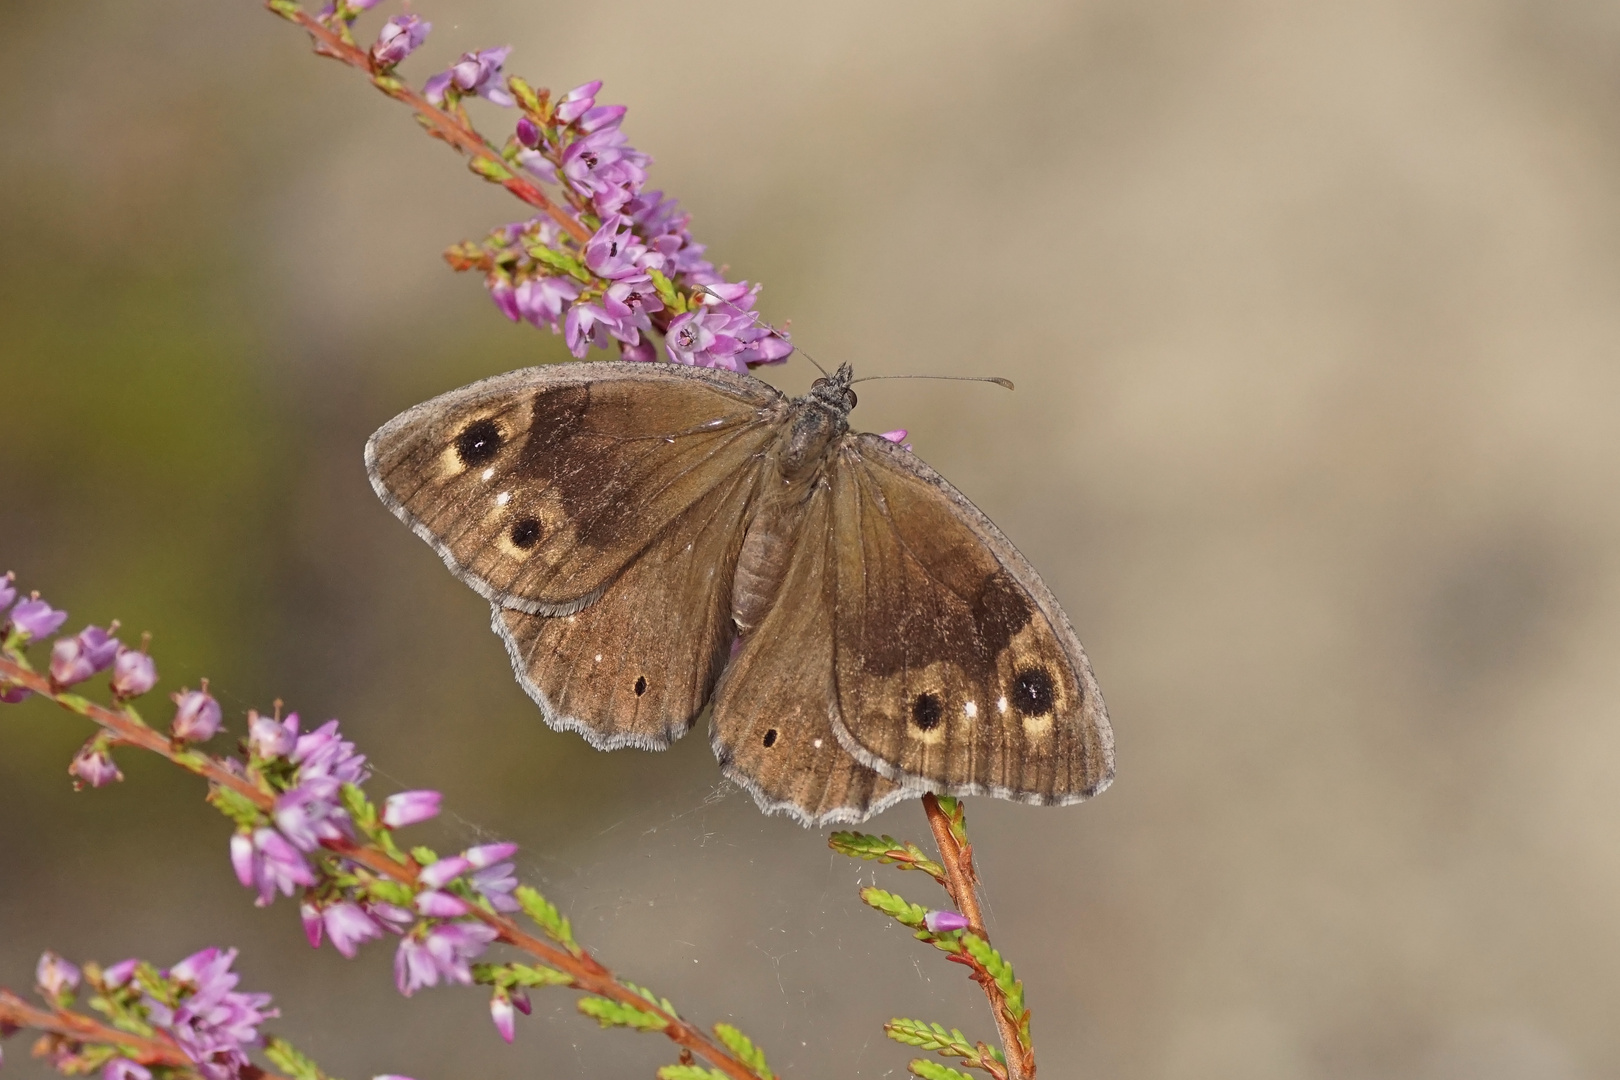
365,361,1113,825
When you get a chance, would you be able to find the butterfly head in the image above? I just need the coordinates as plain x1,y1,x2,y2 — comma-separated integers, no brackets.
805,362,858,416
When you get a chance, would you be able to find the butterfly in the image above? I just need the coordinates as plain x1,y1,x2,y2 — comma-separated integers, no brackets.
365,360,1113,825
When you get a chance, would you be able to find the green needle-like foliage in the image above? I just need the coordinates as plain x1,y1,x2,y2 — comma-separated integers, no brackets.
860,887,929,929
515,884,581,954
828,831,947,883
908,1061,975,1080
960,934,1026,1022
576,995,668,1031
714,1022,775,1079
885,1018,979,1059
265,1036,343,1080
655,1067,730,1080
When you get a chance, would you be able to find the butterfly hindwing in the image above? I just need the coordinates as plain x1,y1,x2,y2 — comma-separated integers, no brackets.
828,434,1114,804
366,362,783,613
710,482,916,825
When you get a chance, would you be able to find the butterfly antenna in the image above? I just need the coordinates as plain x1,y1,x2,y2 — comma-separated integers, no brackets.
849,374,1016,391
693,283,828,377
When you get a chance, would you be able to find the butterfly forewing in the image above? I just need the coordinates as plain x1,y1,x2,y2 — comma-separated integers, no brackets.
828,434,1113,803
366,363,783,613
491,456,767,750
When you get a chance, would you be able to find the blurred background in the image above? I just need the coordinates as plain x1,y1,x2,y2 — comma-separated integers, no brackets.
3,1,1618,1077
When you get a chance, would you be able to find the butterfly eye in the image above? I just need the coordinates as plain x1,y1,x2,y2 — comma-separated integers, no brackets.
843,388,858,409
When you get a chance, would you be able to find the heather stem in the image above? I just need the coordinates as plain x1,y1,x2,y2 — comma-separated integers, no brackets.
922,793,1035,1080
0,655,762,1080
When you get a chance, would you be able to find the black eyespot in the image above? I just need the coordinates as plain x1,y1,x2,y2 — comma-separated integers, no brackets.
509,517,543,549
912,692,943,731
1011,667,1055,716
762,728,778,748
843,388,857,409
455,419,503,467
634,675,647,697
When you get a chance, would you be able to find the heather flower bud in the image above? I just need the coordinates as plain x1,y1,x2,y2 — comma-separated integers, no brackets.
0,571,15,613
372,14,430,68
923,909,971,934
382,789,442,828
491,989,517,1043
35,951,81,1001
110,645,157,699
248,709,297,759
0,684,30,705
415,890,470,918
555,80,601,124
230,831,256,889
301,900,324,948
170,685,221,742
464,842,518,869
69,739,123,788
417,855,471,890
102,959,138,989
515,114,541,149
104,1060,152,1080
50,623,121,686
10,596,67,639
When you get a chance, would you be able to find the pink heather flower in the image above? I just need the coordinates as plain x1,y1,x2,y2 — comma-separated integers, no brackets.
171,687,222,742
417,855,471,890
274,777,352,852
394,936,438,996
491,990,516,1043
292,718,369,784
242,827,315,906
50,624,121,686
488,277,520,322
383,789,442,828
578,103,627,134
103,959,139,989
103,1060,152,1080
36,951,81,999
923,910,971,934
879,429,909,443
248,709,298,760
424,922,498,985
515,114,541,149
584,216,653,280
465,842,518,869
69,741,123,787
620,338,658,362
0,571,15,613
367,901,416,935
324,902,384,958
156,947,278,1075
469,862,519,913
110,646,158,698
564,302,617,357
301,900,324,948
425,47,514,107
555,81,602,124
0,683,31,704
515,148,558,185
514,275,580,330
372,14,430,67
10,596,68,639
415,890,470,918
665,309,741,370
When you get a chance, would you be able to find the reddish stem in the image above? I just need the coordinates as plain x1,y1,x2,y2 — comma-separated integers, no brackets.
923,793,1035,1080
0,656,761,1080
271,3,591,245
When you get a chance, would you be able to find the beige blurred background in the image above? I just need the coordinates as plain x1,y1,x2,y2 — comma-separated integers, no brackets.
3,0,1619,1077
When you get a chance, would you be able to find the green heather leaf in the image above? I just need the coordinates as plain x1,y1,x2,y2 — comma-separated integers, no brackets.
509,962,573,987
410,846,439,866
625,982,678,1018
210,786,259,830
514,885,579,954
908,1061,974,1080
268,0,303,17
960,934,1024,1019
470,155,515,184
339,783,376,830
509,77,544,115
264,1036,341,1080
655,1068,728,1080
366,878,414,908
714,1022,774,1078
528,246,592,282
371,74,406,95
828,832,946,881
77,1045,118,1072
646,267,681,307
576,995,667,1032
884,1018,976,1059
861,887,928,929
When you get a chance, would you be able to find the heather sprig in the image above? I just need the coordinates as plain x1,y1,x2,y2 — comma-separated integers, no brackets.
268,0,792,372
0,575,774,1080
832,794,1037,1080
0,946,334,1080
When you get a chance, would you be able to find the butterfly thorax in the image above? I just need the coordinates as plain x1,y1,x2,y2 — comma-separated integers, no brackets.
777,363,856,481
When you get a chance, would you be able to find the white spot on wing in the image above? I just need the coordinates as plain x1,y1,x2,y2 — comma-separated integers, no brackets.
594,653,602,663
812,738,822,748
964,701,977,718
496,491,511,506
997,696,1008,714
481,467,495,481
